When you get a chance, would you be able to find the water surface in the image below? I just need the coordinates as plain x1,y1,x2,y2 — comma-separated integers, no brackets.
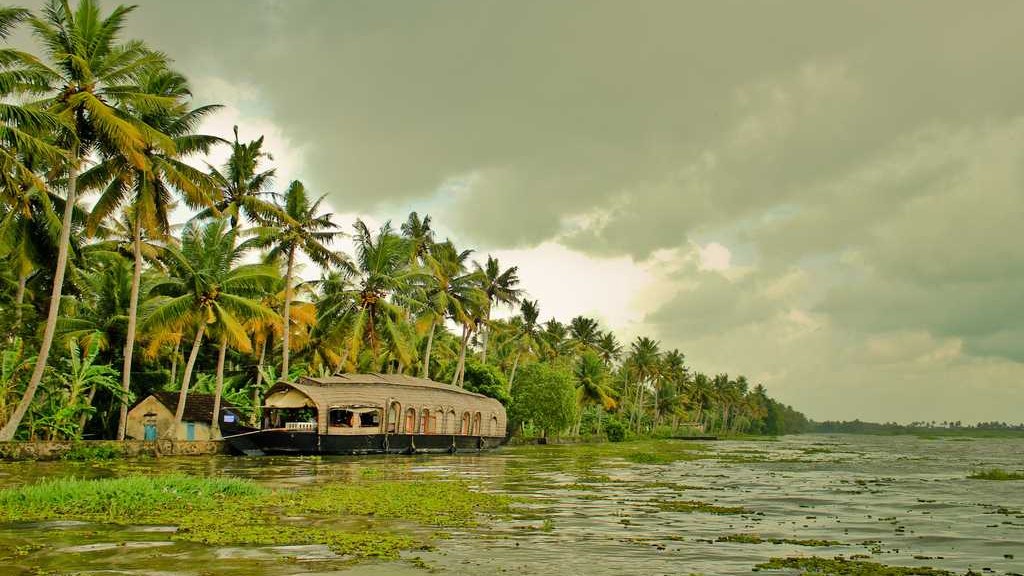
1,434,1021,575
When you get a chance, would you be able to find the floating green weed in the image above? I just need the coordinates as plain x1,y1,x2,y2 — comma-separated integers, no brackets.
717,533,841,546
280,479,515,528
968,468,1024,481
0,474,513,563
626,451,701,465
656,500,750,515
754,556,956,575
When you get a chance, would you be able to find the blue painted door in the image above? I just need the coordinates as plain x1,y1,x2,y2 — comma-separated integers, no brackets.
186,422,196,441
143,424,157,441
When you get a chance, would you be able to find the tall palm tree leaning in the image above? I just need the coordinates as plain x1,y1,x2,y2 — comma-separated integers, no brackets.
82,68,222,439
248,180,344,381
142,218,278,438
1,0,170,441
476,256,521,363
0,5,67,333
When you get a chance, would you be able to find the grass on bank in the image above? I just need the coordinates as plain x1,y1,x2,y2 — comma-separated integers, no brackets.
0,474,515,562
967,468,1024,481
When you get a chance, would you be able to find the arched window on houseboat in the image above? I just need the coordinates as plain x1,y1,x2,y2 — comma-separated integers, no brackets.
446,409,457,434
420,408,431,434
490,415,499,436
387,402,401,433
405,407,417,433
472,412,482,435
461,412,471,435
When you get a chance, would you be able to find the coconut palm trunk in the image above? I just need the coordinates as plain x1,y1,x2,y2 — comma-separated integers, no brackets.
421,320,435,378
451,324,468,386
173,322,205,434
479,306,490,362
509,352,520,386
281,249,294,381
116,211,144,440
252,337,266,425
211,336,227,438
169,339,180,387
0,153,79,441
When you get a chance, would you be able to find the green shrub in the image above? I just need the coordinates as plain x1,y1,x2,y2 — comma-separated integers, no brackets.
509,363,575,437
453,360,512,405
62,442,124,461
605,418,626,442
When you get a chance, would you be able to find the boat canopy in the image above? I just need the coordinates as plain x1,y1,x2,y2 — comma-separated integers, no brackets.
265,388,315,409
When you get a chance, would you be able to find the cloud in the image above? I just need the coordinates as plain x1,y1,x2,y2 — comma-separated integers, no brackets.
28,0,1022,422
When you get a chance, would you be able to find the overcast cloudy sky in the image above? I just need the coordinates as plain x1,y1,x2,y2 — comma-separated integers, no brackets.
41,1,1024,422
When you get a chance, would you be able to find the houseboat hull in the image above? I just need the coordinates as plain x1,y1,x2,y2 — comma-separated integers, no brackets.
226,430,507,456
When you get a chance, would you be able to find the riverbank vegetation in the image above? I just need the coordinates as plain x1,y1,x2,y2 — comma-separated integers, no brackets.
0,0,806,444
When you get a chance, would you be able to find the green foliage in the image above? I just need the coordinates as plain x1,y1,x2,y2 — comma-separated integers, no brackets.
60,442,124,461
444,359,511,405
510,362,576,437
604,417,627,442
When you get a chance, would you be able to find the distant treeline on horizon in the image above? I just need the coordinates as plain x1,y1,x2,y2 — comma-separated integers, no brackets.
810,420,1024,435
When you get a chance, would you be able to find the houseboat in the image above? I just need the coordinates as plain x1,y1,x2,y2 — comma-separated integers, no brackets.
225,373,508,456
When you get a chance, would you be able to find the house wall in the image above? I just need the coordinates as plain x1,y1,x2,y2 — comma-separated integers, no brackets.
125,396,214,441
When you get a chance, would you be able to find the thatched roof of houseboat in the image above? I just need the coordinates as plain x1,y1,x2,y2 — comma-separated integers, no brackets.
266,373,500,409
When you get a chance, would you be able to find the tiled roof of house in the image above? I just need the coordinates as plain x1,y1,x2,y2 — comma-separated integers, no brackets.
144,391,237,422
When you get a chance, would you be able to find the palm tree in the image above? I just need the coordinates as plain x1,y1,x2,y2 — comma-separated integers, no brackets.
198,126,279,228
82,68,221,439
655,349,686,428
415,240,483,380
568,316,601,355
247,180,344,381
475,256,521,364
0,6,67,195
574,350,616,435
626,336,661,433
318,220,423,372
1,0,170,440
596,331,622,366
0,174,61,330
506,299,544,386
541,318,571,359
142,218,278,437
401,211,434,264
56,253,131,353
688,372,714,430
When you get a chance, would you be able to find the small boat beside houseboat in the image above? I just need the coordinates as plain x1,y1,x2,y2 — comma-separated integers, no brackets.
225,373,508,456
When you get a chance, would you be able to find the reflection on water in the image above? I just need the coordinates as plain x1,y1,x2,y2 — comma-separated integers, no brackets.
1,434,1022,575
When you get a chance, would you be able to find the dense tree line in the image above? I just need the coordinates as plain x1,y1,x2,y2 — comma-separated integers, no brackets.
0,0,807,441
812,420,1024,435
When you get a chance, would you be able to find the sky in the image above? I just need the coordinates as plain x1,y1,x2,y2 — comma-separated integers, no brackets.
25,0,1024,422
